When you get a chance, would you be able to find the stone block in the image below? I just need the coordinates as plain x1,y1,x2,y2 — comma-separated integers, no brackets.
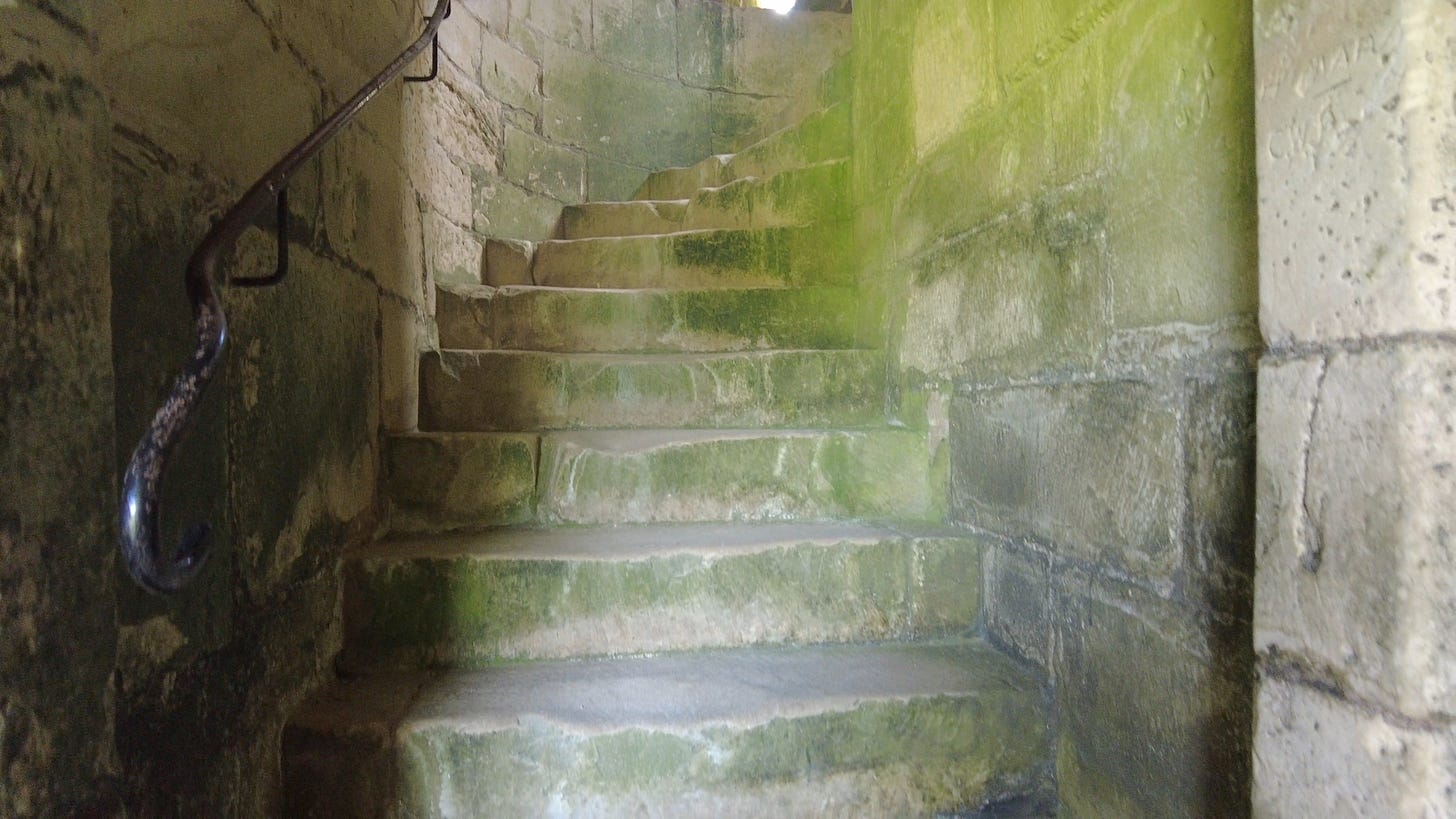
482,238,534,286
898,189,1107,380
593,0,678,80
503,125,583,201
96,2,318,184
403,64,501,174
1255,343,1456,718
982,544,1052,673
437,3,485,83
950,381,1184,583
586,154,648,202
542,43,710,170
508,0,591,52
909,537,984,636
423,209,484,286
1253,677,1456,816
721,7,852,97
1183,372,1258,614
473,175,562,241
1257,0,1456,345
479,26,542,116
675,0,728,89
385,433,540,533
1055,572,1253,817
709,91,790,155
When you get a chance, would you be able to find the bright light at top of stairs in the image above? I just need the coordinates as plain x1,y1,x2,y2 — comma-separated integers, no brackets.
756,0,795,14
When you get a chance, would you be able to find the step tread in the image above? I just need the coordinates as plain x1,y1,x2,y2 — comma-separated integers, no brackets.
354,521,957,562
294,640,1037,736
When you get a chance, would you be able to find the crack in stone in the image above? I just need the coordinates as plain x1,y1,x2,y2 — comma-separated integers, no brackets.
1298,356,1329,573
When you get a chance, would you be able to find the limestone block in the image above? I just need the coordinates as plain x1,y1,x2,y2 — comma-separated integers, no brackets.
982,544,1052,673
482,238,534,286
378,296,423,433
593,0,678,80
437,3,485,85
586,154,648,202
1255,343,1456,718
1055,572,1253,817
478,25,542,117
423,209,484,285
508,0,591,53
385,433,540,533
96,2,318,185
406,136,474,229
403,65,501,175
1257,0,1456,345
950,381,1184,585
503,125,583,201
1254,678,1456,816
722,7,852,98
542,43,711,170
326,129,423,286
898,189,1107,380
1183,372,1258,613
472,177,563,241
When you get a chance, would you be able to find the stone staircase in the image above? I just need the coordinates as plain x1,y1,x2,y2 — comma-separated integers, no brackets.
282,100,1052,816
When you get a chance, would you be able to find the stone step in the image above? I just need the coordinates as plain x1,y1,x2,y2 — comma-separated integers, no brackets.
633,153,734,201
340,523,982,671
560,199,690,239
435,283,860,353
283,641,1050,817
563,160,849,239
531,225,850,290
630,102,849,203
418,349,884,432
384,428,942,534
725,101,851,182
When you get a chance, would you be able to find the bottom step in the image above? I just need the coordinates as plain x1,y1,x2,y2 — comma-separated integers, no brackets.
285,641,1049,817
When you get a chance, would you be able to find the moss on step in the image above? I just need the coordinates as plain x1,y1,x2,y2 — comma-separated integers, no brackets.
435,284,859,353
418,349,885,432
342,528,983,669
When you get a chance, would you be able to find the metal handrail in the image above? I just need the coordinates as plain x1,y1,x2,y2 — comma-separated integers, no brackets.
120,0,452,594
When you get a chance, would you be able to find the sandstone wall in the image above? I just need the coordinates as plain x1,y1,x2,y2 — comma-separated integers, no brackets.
0,0,846,813
851,1,1261,814
1253,0,1456,813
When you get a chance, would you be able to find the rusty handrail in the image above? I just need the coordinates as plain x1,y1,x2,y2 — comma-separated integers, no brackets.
120,0,452,594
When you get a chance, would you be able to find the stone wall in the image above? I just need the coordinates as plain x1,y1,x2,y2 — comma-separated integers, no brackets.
1253,0,1456,812
851,1,1260,814
1,0,848,814
1,5,119,813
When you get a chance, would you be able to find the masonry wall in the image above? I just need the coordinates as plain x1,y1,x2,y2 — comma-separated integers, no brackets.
1,0,845,814
851,1,1261,814
1252,0,1456,812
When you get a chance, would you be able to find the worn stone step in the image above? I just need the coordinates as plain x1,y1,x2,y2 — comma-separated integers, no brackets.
633,153,734,201
340,523,982,670
283,641,1051,817
537,428,940,526
418,349,884,432
564,160,849,239
725,101,850,182
435,283,860,353
531,225,850,290
384,428,942,534
560,199,689,239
